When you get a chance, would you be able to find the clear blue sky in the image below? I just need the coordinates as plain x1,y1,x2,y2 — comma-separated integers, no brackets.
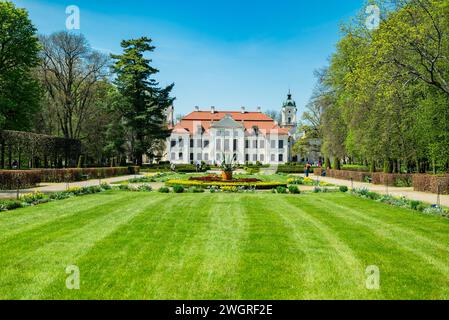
13,0,366,117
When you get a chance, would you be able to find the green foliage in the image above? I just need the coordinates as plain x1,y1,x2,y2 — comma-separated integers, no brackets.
0,1,41,131
111,37,174,166
158,186,170,193
172,185,185,193
339,186,349,193
288,186,300,194
276,186,287,194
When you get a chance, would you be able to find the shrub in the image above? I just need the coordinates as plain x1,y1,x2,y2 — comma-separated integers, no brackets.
0,200,23,211
276,186,287,194
341,164,370,172
158,187,170,193
313,187,322,193
0,170,42,190
173,185,185,193
339,186,349,193
288,186,300,194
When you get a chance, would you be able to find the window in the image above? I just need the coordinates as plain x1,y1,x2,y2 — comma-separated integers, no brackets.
245,154,249,162
190,153,194,161
253,140,258,148
216,153,221,161
190,139,194,148
253,154,257,162
216,139,221,151
271,140,276,149
288,117,291,124
197,153,202,161
170,140,176,148
279,154,284,162
260,140,265,149
178,138,184,148
224,139,230,151
260,154,265,162
171,153,175,160
197,139,202,148
179,152,183,159
233,139,238,151
245,140,249,149
279,140,284,149
204,140,209,148
204,153,209,161
271,154,275,162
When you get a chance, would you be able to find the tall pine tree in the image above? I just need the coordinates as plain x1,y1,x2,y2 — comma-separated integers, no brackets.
111,37,174,166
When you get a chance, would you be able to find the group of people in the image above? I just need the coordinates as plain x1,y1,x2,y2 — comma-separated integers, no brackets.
304,160,325,178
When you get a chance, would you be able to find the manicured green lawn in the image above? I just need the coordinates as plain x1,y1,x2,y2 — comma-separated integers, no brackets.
1,191,449,300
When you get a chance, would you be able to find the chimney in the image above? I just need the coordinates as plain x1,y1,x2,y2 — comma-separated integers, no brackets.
195,106,200,112
257,106,261,112
211,106,215,114
241,106,245,114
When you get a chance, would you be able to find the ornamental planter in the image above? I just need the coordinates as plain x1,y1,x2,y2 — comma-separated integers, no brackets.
221,171,233,181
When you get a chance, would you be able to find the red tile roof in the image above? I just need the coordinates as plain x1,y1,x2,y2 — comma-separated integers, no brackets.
172,111,290,135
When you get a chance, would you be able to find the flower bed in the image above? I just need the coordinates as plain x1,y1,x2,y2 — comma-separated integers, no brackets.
189,175,261,183
166,179,287,190
412,174,449,194
327,169,372,182
372,173,412,187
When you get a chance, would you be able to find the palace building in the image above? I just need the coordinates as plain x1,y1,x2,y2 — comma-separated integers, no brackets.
167,92,298,165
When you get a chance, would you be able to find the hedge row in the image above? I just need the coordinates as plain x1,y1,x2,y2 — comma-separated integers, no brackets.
327,169,372,182
0,166,140,190
276,165,305,174
372,173,413,187
412,174,449,194
0,170,42,190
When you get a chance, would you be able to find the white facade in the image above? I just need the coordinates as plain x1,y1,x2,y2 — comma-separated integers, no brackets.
167,93,298,165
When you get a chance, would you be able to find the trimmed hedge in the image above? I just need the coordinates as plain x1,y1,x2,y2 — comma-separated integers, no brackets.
0,170,42,190
166,179,287,190
276,165,305,174
0,166,140,190
413,174,449,194
327,169,372,182
372,173,412,187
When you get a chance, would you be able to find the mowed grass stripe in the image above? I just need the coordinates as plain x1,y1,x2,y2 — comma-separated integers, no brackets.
328,194,449,247
235,194,312,299
286,194,449,299
316,196,449,274
274,195,369,299
0,192,164,299
0,194,120,242
44,194,211,299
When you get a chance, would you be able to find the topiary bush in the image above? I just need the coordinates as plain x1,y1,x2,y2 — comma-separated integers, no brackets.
158,186,170,193
288,186,300,194
339,186,349,193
